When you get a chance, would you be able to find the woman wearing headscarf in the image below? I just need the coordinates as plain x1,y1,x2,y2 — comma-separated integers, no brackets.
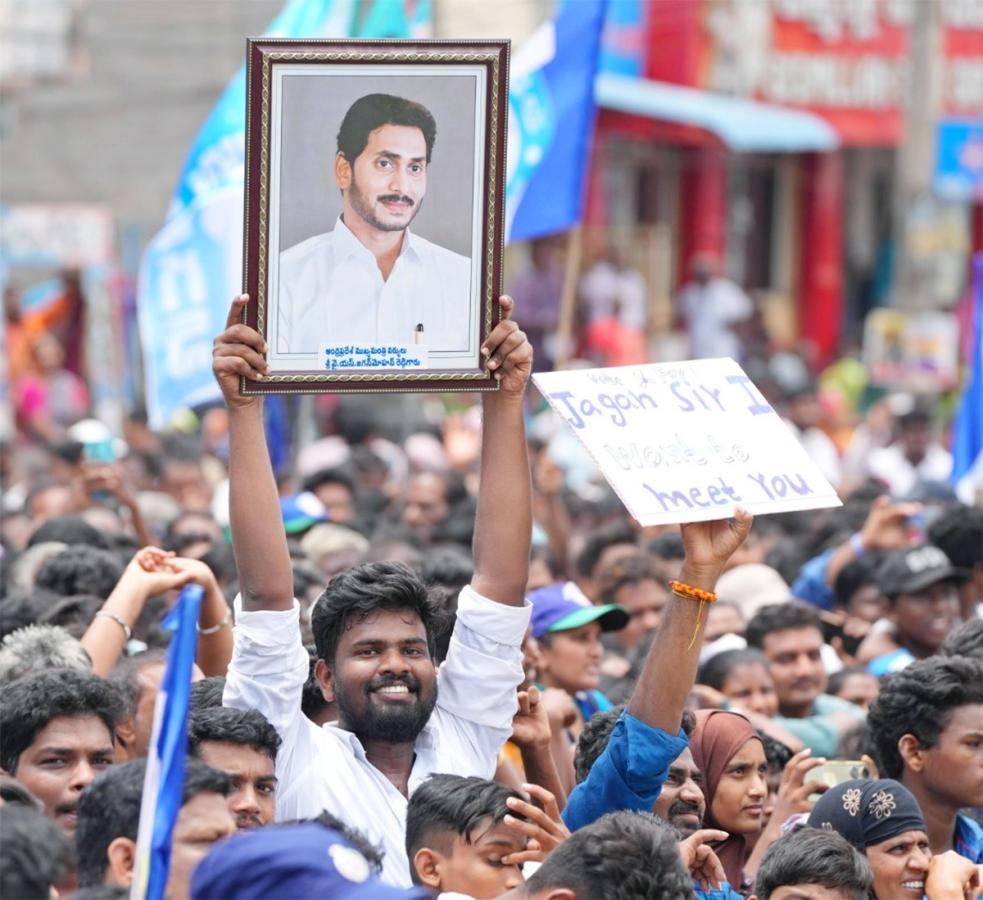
690,709,768,895
807,778,931,899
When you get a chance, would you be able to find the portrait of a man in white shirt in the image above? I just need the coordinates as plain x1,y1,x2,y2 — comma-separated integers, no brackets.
275,93,472,362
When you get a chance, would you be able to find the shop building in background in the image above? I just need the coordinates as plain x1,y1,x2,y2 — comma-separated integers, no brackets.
589,0,983,363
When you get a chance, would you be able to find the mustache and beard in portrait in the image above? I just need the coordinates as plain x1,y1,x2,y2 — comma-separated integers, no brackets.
334,671,438,743
347,170,424,233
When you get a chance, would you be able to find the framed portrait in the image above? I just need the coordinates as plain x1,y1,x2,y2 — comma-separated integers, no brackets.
240,38,509,395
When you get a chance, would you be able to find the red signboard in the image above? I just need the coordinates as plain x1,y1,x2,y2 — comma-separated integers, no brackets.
646,0,983,146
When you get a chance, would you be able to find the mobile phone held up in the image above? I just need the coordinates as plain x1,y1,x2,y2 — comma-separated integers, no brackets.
806,760,872,801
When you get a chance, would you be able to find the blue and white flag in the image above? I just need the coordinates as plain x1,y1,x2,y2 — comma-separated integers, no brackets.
952,253,983,503
130,585,203,900
505,0,607,243
138,0,431,428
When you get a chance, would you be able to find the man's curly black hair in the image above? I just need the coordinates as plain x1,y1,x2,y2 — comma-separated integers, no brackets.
310,561,447,665
0,669,126,773
188,706,281,762
34,545,123,600
867,655,983,779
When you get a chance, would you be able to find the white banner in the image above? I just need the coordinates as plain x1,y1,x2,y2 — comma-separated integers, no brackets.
533,358,842,526
0,203,114,268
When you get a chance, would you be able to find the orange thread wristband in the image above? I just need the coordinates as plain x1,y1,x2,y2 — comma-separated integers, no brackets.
669,581,718,649
669,581,718,603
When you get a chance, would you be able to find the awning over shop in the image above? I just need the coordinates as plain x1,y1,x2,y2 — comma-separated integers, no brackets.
595,73,840,153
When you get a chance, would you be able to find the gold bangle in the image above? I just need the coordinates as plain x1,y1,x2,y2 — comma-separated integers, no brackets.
197,608,232,635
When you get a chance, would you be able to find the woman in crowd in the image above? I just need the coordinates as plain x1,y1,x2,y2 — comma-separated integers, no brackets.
689,709,768,893
807,778,931,899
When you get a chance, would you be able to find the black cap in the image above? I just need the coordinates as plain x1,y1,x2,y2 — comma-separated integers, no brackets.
880,545,969,598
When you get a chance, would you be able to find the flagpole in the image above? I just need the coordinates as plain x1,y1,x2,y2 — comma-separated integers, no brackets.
555,226,583,369
952,251,983,503
130,585,204,900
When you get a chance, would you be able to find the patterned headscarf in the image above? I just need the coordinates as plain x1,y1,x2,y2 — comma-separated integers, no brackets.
806,778,926,850
690,709,764,890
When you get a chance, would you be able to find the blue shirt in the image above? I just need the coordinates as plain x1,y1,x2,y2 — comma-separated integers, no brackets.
695,884,745,900
867,647,915,676
561,710,688,832
956,813,983,864
573,688,612,721
790,547,836,611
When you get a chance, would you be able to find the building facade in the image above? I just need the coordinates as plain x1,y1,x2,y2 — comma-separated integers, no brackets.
589,0,983,362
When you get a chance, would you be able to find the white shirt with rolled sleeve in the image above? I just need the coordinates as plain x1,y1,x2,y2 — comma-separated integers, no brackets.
223,585,530,887
275,216,472,356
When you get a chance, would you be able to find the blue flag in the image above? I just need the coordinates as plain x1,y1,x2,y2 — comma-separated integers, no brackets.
131,585,203,900
952,253,983,501
138,0,431,428
505,0,607,243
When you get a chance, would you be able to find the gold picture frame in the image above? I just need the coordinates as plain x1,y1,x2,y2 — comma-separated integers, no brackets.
240,38,509,395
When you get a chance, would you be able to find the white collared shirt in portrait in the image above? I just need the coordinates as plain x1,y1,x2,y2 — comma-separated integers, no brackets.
273,216,473,367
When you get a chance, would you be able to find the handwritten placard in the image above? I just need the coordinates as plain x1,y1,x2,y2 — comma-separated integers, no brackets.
533,359,841,525
321,344,429,371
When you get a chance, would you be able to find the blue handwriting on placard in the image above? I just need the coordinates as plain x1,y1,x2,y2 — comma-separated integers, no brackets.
548,375,774,431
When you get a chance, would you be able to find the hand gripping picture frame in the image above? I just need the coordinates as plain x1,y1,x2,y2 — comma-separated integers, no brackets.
240,38,509,396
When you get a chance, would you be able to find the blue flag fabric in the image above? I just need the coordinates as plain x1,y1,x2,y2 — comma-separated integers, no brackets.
131,585,203,900
264,393,290,477
952,253,983,498
138,0,431,428
505,0,607,243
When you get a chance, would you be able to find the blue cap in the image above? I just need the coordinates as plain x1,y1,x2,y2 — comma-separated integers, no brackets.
190,824,430,899
280,491,328,534
528,582,629,639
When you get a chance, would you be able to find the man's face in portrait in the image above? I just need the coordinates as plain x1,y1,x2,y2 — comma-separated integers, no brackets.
338,124,428,234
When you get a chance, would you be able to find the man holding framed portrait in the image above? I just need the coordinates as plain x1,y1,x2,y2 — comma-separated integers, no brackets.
243,38,508,392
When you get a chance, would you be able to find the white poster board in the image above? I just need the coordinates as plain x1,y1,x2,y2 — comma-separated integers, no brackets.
533,359,842,526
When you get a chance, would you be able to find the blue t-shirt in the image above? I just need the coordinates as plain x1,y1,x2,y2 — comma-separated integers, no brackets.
695,884,745,900
562,709,688,832
867,647,915,676
790,547,837,610
573,688,612,721
956,813,983,864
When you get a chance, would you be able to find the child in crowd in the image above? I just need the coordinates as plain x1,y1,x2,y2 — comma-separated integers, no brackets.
695,648,804,752
698,649,778,718
826,665,880,712
405,774,567,899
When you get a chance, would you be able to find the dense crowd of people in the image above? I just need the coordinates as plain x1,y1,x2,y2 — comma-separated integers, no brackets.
1,290,981,900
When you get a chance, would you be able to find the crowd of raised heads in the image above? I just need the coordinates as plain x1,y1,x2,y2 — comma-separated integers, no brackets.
1,292,981,900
